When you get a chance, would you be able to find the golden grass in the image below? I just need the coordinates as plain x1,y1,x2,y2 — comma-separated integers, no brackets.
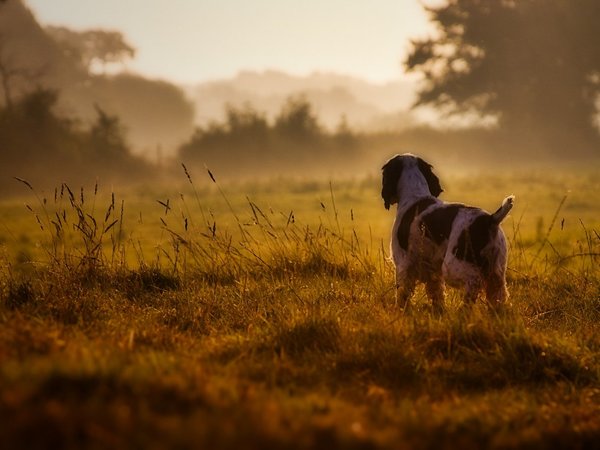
0,168,598,449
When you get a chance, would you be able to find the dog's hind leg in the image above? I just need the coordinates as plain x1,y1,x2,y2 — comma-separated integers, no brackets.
485,271,508,306
464,278,482,305
426,276,445,314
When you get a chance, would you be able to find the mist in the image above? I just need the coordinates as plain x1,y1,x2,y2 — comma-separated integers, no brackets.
1,0,599,195
1,3,599,447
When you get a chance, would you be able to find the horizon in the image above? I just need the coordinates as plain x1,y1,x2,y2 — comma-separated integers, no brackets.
24,0,437,85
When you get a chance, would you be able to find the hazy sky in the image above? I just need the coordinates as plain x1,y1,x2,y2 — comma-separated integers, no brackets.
25,0,436,84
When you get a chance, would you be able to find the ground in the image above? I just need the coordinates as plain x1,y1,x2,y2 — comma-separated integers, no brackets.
0,169,598,449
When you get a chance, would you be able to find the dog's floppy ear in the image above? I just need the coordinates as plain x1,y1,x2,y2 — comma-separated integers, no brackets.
381,156,403,210
417,157,443,197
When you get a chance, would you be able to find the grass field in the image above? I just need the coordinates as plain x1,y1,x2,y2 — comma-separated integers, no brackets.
0,167,599,449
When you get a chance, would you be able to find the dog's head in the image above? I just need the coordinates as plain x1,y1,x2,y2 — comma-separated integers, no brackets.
381,154,443,210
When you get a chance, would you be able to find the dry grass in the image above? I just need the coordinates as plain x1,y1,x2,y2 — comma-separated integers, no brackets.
0,169,598,449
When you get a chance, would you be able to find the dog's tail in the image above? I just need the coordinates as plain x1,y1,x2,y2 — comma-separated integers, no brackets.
491,195,514,224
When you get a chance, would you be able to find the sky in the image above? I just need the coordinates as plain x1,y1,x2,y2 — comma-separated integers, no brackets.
25,0,437,85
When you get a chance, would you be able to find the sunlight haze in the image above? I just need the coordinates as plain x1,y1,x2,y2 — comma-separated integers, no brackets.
25,0,434,84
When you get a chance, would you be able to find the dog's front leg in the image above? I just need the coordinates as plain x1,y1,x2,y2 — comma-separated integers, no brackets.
395,270,416,311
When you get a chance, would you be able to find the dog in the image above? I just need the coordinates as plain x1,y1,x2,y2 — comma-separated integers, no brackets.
382,153,514,311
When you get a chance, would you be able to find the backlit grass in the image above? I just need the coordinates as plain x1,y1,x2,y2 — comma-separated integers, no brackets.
0,169,598,449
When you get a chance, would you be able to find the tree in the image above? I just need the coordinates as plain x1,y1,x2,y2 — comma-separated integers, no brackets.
0,36,19,108
46,26,135,74
223,103,269,142
406,0,600,154
0,34,48,109
334,114,356,148
89,105,129,160
274,96,321,142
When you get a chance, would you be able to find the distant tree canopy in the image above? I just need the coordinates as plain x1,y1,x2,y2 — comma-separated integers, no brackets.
274,96,321,142
89,105,130,159
84,73,195,152
0,1,194,153
0,87,150,192
46,26,135,73
406,0,600,154
179,97,357,175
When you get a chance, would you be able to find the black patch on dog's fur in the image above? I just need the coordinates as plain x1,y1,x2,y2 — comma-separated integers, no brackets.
420,205,461,244
381,157,403,210
417,158,443,197
453,214,497,272
397,198,437,251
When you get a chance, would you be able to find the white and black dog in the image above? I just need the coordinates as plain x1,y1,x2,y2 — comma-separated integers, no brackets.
382,153,514,311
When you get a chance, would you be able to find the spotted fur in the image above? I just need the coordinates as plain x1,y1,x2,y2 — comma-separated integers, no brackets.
397,198,437,250
382,153,514,311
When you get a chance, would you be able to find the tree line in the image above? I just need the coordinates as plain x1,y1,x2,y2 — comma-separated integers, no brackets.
179,97,359,175
0,0,194,155
0,87,151,193
3,0,600,193
0,88,362,192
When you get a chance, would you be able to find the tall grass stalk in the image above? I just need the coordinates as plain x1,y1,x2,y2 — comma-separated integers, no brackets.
1,174,598,449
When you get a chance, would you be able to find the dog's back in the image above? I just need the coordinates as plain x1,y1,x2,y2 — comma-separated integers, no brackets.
415,197,513,304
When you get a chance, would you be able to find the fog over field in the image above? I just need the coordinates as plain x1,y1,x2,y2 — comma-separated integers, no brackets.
185,70,418,130
2,0,600,192
1,1,599,449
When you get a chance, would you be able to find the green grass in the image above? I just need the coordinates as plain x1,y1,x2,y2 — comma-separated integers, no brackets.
0,169,599,449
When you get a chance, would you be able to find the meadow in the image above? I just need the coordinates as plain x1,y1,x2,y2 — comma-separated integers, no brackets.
0,167,598,449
